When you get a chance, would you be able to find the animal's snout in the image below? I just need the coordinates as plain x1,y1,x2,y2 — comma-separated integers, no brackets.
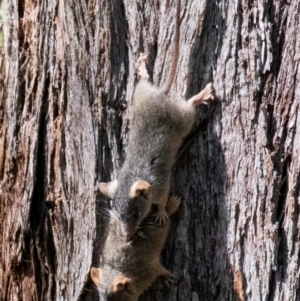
126,234,133,242
120,222,134,242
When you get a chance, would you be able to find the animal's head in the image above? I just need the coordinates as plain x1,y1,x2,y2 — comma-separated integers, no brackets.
99,179,152,241
91,267,137,301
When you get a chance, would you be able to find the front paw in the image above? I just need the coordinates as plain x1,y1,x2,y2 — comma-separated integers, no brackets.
154,210,169,226
164,273,175,287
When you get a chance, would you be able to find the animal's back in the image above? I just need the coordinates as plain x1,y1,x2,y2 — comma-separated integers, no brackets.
126,81,195,179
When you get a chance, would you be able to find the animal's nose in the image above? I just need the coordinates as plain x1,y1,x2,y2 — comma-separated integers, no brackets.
120,222,134,241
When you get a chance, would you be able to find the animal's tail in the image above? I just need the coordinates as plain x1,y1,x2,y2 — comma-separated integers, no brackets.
165,0,181,94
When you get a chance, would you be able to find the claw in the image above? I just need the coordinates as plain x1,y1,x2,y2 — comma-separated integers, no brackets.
135,53,147,69
135,53,149,81
165,195,181,216
187,82,214,107
165,274,175,287
154,210,169,226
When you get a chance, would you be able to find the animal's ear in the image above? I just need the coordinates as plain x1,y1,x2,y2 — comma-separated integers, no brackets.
90,267,103,286
98,180,118,198
112,274,136,295
129,180,151,199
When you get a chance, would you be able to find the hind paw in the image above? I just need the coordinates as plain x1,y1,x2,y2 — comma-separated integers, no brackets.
135,53,149,81
188,82,214,107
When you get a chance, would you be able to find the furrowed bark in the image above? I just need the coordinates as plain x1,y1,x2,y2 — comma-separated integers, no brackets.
1,0,300,301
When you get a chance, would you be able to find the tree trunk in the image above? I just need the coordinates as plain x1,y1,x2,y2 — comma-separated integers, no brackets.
1,0,300,300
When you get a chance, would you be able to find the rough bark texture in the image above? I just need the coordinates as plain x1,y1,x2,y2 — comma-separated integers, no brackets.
1,0,300,301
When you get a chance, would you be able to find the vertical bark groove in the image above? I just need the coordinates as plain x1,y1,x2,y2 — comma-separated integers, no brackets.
1,0,300,300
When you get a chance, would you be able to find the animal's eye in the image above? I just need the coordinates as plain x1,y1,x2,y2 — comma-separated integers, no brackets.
132,211,140,220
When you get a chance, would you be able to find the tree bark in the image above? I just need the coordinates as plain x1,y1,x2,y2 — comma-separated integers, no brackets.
1,0,300,301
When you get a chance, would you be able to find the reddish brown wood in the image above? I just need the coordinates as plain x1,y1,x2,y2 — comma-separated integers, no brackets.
1,0,300,300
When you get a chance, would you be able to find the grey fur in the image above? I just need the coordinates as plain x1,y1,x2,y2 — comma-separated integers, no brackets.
99,1,214,238
99,61,214,239
91,196,181,301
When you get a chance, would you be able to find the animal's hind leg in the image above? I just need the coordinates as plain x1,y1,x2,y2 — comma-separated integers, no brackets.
135,53,149,81
187,83,214,107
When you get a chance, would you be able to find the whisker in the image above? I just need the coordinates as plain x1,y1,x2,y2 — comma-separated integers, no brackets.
136,231,147,239
134,231,142,239
141,224,156,229
141,232,148,239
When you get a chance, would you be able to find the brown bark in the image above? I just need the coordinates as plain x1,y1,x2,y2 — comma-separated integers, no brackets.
1,0,300,301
